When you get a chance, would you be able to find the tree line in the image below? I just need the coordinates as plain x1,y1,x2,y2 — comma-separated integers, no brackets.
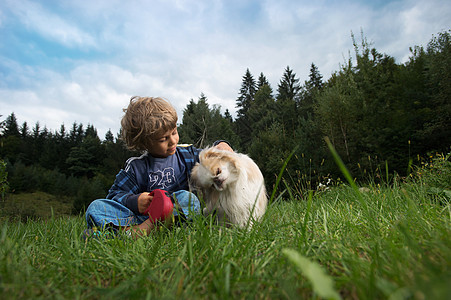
179,31,450,190
1,30,450,212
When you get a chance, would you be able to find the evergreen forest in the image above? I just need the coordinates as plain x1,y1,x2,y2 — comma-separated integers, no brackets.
1,31,450,216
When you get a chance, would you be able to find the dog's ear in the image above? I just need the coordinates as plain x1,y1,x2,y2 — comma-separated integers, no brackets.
203,147,223,160
228,155,240,170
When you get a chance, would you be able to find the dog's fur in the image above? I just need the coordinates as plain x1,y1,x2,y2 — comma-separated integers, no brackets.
190,147,267,228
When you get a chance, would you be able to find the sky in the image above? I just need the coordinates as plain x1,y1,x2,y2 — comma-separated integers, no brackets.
0,0,450,139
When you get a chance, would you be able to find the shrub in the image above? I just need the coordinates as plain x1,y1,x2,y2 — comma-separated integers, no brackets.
0,159,8,200
72,176,109,213
7,161,39,193
410,150,451,203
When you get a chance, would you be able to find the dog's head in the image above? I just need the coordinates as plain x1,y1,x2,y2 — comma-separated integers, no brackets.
191,147,240,191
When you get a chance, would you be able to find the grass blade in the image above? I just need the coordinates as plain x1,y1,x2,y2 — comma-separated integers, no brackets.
269,147,298,202
324,137,370,214
324,137,357,191
283,248,341,300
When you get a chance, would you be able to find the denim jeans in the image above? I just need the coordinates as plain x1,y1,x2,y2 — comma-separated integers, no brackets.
85,190,201,228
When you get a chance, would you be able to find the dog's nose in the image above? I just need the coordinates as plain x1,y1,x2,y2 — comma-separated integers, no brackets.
213,176,224,188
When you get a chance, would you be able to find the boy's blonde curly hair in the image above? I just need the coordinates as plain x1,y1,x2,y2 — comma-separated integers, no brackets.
121,96,178,152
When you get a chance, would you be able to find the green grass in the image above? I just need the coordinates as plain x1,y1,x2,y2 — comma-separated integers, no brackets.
0,191,73,221
1,177,450,299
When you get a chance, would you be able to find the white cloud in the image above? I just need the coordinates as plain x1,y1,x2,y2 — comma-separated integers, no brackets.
398,0,451,58
4,0,97,49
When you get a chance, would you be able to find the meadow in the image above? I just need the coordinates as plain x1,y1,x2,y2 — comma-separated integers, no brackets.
0,153,450,299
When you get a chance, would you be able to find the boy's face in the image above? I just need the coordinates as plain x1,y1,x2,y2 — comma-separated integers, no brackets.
149,127,179,158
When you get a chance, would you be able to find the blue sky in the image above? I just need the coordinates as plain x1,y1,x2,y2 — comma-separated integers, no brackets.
1,0,450,138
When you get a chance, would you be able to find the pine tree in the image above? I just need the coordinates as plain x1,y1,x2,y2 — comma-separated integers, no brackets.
57,124,66,139
223,109,233,123
0,113,22,163
178,94,238,148
248,84,276,136
53,124,70,172
235,69,257,150
66,135,104,178
16,121,32,164
277,66,300,102
298,63,323,119
316,65,362,163
85,124,98,139
104,130,114,143
308,63,323,90
179,94,210,146
32,122,40,139
257,72,271,90
236,68,257,118
419,30,451,152
3,113,20,137
20,122,29,138
276,66,300,137
0,115,5,134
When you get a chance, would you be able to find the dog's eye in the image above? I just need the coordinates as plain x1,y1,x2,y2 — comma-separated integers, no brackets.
216,168,221,176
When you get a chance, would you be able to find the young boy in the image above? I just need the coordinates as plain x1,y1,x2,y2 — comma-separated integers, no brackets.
85,96,232,238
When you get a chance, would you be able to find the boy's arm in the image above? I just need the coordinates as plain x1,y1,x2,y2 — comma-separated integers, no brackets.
213,140,233,152
106,169,142,214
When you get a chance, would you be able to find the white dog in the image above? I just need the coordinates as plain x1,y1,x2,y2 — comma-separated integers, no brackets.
190,147,267,228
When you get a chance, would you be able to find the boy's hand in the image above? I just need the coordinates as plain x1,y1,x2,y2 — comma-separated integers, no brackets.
215,142,233,152
138,193,153,214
